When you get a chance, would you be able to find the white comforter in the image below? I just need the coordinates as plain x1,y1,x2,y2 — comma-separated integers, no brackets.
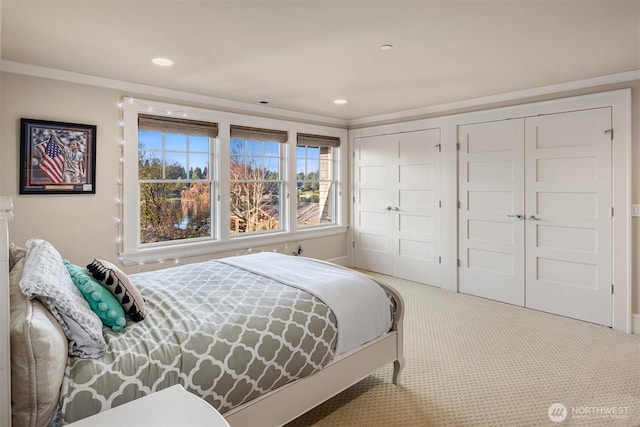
220,253,392,356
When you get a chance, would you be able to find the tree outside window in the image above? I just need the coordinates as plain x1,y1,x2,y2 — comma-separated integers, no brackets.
138,126,213,244
229,138,282,234
124,104,344,260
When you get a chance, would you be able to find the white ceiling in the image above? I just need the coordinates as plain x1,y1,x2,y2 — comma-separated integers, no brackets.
2,1,639,122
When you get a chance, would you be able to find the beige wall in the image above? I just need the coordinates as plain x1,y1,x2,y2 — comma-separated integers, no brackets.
1,71,638,314
0,72,348,273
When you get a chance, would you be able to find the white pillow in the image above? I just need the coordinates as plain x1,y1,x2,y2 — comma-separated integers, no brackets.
10,256,68,427
9,243,26,271
19,238,106,358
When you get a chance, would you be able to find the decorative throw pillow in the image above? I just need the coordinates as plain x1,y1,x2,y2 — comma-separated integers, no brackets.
87,259,146,321
19,239,106,358
64,261,127,332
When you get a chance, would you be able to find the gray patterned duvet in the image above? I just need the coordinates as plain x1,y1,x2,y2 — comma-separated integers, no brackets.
59,260,338,424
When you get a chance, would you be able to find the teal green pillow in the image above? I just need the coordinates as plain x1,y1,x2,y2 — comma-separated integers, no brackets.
64,261,127,332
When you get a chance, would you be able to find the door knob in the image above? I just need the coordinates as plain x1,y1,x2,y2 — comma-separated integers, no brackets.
527,215,539,221
507,214,523,219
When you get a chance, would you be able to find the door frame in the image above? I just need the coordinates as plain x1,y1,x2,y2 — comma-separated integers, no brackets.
452,90,630,332
349,89,631,332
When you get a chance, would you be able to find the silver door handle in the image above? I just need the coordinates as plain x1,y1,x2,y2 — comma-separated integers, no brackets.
507,214,523,219
393,207,402,212
527,215,539,221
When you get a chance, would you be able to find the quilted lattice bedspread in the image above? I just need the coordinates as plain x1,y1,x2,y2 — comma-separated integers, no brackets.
58,260,338,424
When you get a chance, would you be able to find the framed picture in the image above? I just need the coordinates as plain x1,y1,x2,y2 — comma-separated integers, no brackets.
20,118,97,194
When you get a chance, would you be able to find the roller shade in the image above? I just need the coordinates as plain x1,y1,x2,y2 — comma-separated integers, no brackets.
138,114,218,138
230,125,288,143
296,133,341,148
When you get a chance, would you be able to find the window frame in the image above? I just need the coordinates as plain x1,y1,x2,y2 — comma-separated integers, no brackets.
121,99,347,264
137,129,216,246
295,144,338,229
229,136,285,236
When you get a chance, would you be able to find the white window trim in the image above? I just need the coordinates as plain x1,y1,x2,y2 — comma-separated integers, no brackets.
295,145,338,228
121,98,348,264
229,137,285,235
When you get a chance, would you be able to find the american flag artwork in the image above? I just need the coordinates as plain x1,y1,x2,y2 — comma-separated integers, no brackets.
36,134,64,184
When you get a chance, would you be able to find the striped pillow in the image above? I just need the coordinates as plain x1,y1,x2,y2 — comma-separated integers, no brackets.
87,259,145,321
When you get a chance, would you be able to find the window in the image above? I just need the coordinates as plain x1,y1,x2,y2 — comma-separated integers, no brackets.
137,115,217,245
229,125,287,235
296,133,340,227
122,99,347,262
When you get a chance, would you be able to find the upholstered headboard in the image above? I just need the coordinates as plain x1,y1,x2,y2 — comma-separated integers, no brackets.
1,196,15,427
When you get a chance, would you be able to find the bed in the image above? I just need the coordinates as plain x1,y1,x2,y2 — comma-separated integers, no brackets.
0,196,405,427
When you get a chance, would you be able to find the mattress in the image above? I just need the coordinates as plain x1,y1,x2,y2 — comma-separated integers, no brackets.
59,259,339,424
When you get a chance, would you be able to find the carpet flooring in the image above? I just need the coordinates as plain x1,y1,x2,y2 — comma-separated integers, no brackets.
286,272,640,426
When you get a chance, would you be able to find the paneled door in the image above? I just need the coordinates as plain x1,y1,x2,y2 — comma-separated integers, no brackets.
458,108,613,326
353,134,393,275
354,129,441,285
458,119,525,305
524,108,612,326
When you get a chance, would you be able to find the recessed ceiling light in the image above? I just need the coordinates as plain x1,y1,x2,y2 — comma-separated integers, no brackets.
152,57,174,67
380,44,393,51
333,99,348,105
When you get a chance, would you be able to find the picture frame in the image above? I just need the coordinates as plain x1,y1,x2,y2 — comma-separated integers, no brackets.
19,118,97,194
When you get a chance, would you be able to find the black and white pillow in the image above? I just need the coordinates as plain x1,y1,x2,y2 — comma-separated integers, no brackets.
87,259,146,321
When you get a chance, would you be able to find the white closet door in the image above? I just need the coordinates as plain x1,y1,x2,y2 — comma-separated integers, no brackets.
458,119,525,305
524,108,612,326
354,130,441,285
393,130,441,285
353,135,393,275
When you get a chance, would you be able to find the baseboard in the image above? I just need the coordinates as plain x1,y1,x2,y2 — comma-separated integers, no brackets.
326,256,349,267
632,314,640,335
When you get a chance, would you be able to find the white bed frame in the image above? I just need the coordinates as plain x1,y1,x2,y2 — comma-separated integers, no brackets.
225,277,404,426
1,197,14,427
0,195,405,426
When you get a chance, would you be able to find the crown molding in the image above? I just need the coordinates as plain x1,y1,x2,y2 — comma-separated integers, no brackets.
2,60,637,130
0,60,349,129
348,69,640,128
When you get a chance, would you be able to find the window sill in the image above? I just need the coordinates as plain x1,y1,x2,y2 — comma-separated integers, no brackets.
119,225,348,265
